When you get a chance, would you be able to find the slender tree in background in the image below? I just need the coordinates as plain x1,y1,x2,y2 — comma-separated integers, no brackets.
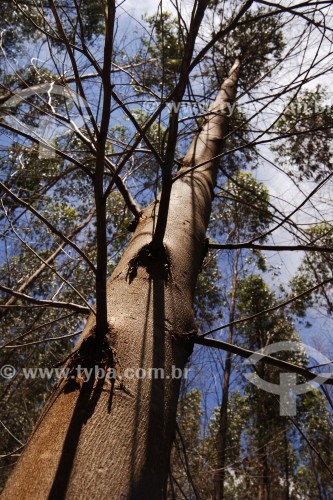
1,1,333,498
172,273,333,498
212,172,272,499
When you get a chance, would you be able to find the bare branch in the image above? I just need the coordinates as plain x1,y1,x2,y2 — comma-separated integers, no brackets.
194,336,333,386
151,0,211,249
199,277,333,338
1,209,95,312
0,312,76,349
3,330,82,349
0,180,97,274
93,0,116,340
0,284,90,314
208,241,333,253
0,121,94,179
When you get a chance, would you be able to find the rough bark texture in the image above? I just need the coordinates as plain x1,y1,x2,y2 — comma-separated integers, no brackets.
2,61,240,500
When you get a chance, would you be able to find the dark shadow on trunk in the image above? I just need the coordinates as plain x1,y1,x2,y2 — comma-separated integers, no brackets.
129,279,153,494
130,255,168,498
48,375,107,499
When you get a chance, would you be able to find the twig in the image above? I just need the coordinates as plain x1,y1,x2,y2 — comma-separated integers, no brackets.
0,284,90,314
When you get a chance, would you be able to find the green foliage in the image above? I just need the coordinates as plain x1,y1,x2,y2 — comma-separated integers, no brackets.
213,171,272,241
169,389,207,498
290,224,333,315
296,390,333,498
206,3,285,91
229,275,311,498
0,2,44,57
174,272,324,498
273,87,333,181
0,0,104,56
194,251,223,329
207,391,248,469
132,11,185,93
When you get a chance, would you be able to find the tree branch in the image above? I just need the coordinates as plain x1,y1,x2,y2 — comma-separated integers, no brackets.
0,312,76,349
0,285,90,314
0,180,97,274
93,0,116,340
151,0,210,249
200,277,333,338
208,241,333,253
194,336,333,386
3,330,82,349
1,208,95,314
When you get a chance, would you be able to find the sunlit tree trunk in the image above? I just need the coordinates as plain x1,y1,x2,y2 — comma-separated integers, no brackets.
2,61,240,500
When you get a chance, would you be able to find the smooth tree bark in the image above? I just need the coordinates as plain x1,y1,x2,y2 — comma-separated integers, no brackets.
1,60,240,500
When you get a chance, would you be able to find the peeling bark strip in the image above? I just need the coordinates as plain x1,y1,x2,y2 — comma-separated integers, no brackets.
2,62,240,500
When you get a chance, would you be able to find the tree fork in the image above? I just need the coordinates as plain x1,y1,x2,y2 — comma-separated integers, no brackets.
2,61,240,500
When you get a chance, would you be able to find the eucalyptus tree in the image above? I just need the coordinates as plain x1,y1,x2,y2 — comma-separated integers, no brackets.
0,0,333,498
204,273,333,499
211,172,272,499
296,390,333,499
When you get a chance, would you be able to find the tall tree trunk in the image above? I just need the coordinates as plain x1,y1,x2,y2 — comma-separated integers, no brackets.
258,448,270,500
258,361,270,500
2,61,240,500
284,429,290,500
214,250,239,500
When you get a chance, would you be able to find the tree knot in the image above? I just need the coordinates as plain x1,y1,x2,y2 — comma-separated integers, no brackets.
126,242,171,283
59,323,116,391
